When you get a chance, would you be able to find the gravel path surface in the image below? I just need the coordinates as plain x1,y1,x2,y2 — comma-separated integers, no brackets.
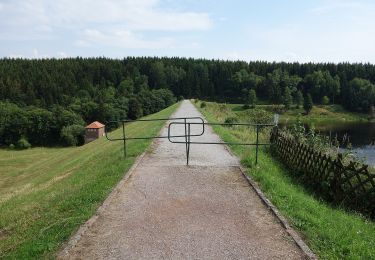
59,100,304,259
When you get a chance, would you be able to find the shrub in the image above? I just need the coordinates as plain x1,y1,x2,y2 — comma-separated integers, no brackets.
270,105,285,114
304,94,313,114
245,109,273,124
60,124,85,146
294,90,303,108
224,116,238,124
283,87,293,109
153,88,176,107
248,89,257,108
200,102,206,108
218,104,228,113
178,95,184,101
16,138,31,149
283,120,355,161
128,98,143,119
322,95,330,105
9,144,15,149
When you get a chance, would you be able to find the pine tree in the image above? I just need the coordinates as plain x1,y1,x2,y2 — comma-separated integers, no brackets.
304,94,313,114
283,87,293,109
295,90,303,108
248,89,257,108
242,88,249,108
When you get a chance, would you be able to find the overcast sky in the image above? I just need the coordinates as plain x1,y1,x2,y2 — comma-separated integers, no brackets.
1,0,374,63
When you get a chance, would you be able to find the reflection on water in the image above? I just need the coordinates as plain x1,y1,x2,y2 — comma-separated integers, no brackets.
314,122,375,147
281,121,375,166
347,146,375,165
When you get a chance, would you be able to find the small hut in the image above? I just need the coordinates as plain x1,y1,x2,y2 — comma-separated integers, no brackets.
85,121,105,143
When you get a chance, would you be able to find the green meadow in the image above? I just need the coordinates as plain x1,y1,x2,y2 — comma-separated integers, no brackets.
0,103,178,259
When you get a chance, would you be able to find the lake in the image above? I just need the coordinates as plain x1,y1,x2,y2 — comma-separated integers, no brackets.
281,121,375,166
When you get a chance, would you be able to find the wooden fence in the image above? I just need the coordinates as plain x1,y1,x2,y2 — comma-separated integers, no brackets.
270,128,375,218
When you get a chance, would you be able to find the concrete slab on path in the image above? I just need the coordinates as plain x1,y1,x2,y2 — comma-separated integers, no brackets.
59,100,307,259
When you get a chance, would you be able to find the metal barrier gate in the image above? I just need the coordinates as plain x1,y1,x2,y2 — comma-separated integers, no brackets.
105,117,276,165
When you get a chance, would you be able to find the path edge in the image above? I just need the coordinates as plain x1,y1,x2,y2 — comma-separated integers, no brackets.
210,127,317,258
57,151,147,258
195,101,317,259
57,102,183,258
237,165,318,260
221,140,317,259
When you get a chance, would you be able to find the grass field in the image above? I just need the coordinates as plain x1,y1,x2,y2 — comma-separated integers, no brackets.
227,103,369,123
0,103,178,259
195,100,375,259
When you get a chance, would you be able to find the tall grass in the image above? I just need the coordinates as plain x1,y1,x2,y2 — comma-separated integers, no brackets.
0,103,178,259
195,101,375,259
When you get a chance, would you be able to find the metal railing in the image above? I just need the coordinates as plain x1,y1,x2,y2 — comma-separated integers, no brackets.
168,121,275,165
105,117,204,157
105,117,276,165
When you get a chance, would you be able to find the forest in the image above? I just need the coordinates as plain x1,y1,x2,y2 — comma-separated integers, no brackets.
1,57,375,147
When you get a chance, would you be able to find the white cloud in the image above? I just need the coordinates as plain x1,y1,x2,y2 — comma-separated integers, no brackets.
241,0,375,63
8,50,68,59
247,25,375,63
309,0,375,15
1,0,212,32
58,51,68,58
81,29,175,49
224,52,240,61
0,0,211,55
32,49,49,58
8,53,25,59
75,40,91,47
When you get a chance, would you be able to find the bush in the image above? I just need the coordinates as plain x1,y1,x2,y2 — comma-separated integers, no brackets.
218,104,228,113
60,124,85,146
248,89,257,108
128,98,143,119
178,95,184,101
304,94,313,114
16,138,31,149
153,88,176,107
270,105,285,114
200,102,206,108
245,109,273,124
224,116,238,126
9,144,15,149
322,96,330,105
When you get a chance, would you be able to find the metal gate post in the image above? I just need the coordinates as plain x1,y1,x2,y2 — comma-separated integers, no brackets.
187,123,191,165
255,125,259,165
122,121,127,157
184,118,188,164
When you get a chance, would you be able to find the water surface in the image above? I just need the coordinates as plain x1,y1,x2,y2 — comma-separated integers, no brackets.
282,121,375,165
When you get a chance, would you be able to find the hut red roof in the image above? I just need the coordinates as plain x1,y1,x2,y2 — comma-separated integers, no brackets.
86,121,105,129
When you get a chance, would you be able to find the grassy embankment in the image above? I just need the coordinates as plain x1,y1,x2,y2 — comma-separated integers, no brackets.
229,102,369,123
195,100,375,259
0,103,178,259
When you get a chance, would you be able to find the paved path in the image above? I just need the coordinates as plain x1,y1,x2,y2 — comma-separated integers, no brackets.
59,100,305,259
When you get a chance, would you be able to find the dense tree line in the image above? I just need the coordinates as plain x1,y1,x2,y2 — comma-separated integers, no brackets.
1,57,375,146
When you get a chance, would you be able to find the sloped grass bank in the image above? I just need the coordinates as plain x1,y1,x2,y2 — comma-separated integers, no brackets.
0,103,178,259
224,102,368,123
195,101,375,259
